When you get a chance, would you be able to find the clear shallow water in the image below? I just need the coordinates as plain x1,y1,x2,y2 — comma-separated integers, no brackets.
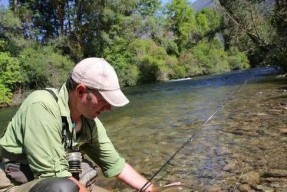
1,67,287,191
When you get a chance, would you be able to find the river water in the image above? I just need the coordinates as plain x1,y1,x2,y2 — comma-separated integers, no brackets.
1,67,287,192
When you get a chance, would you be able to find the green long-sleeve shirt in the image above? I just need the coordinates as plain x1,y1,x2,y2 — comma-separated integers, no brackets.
0,84,125,178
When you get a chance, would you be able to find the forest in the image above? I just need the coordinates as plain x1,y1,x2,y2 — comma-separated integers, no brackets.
0,0,286,106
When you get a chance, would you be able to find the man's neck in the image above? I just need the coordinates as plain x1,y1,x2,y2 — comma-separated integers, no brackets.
68,91,82,124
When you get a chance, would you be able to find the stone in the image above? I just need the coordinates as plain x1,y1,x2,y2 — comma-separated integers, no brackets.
240,171,261,185
237,184,251,192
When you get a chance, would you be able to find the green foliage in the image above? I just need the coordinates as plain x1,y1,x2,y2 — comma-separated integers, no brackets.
19,45,73,89
14,0,67,41
0,40,7,51
137,0,161,17
165,0,196,51
178,50,203,78
0,1,266,107
0,52,24,90
218,0,282,68
191,38,230,75
228,47,250,70
0,82,12,106
196,12,209,34
195,8,222,36
0,8,21,38
130,39,172,83
165,55,180,78
0,7,24,56
0,52,23,105
270,1,287,69
104,41,139,86
161,39,179,56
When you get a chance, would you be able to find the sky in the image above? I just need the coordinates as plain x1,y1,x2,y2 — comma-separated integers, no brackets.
0,0,8,7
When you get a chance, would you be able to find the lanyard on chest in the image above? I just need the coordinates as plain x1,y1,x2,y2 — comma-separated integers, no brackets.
44,89,77,151
61,116,78,151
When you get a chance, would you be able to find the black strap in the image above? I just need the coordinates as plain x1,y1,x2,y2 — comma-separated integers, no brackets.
43,88,93,150
43,89,72,150
44,89,58,102
61,116,73,150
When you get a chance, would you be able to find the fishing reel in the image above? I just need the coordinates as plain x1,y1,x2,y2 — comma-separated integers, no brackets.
66,152,82,180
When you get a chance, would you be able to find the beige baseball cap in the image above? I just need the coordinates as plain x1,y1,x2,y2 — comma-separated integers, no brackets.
71,57,129,107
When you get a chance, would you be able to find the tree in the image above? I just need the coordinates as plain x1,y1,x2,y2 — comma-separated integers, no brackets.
0,7,23,55
165,0,196,51
271,0,287,69
195,8,222,39
11,0,71,41
218,0,278,67
136,0,161,18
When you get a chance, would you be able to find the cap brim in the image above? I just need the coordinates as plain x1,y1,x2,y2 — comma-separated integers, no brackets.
99,89,129,107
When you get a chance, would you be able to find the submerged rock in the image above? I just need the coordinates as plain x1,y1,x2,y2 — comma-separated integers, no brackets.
261,169,287,178
240,171,261,185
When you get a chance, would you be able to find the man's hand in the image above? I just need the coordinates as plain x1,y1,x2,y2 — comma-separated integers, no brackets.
140,182,159,192
163,182,182,187
141,182,182,192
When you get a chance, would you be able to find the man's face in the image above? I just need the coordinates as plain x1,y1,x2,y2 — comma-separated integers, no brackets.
78,87,112,119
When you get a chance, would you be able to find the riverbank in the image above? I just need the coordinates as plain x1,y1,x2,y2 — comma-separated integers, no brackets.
2,67,283,109
0,89,30,108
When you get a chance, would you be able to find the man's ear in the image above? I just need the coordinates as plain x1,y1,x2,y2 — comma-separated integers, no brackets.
76,84,86,98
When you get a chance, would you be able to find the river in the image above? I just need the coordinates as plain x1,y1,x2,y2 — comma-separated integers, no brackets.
1,67,287,191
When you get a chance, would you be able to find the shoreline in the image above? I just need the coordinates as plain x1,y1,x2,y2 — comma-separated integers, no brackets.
1,68,285,109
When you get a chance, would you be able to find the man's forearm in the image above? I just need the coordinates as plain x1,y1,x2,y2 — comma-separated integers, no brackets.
116,163,157,192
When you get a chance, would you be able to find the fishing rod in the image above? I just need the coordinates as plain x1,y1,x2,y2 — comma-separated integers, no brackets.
139,80,248,192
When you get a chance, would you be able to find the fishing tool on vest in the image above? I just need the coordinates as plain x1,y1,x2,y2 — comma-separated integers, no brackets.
138,80,248,192
67,152,82,180
64,121,82,181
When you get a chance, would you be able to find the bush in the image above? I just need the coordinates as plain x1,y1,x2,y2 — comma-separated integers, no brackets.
111,59,139,87
228,47,250,70
0,52,24,90
104,41,140,87
19,45,74,89
130,39,172,83
165,55,181,79
191,38,230,75
0,52,23,106
0,82,12,106
178,50,203,77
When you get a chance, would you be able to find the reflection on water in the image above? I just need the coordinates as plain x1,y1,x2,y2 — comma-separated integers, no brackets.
1,67,287,191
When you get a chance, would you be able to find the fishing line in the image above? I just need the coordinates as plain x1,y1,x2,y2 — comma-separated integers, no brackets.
139,80,248,192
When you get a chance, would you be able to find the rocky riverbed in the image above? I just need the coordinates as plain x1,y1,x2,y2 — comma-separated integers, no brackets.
213,76,287,192
93,74,287,192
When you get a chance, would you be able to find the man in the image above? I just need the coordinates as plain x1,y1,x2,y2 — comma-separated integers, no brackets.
0,58,156,192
